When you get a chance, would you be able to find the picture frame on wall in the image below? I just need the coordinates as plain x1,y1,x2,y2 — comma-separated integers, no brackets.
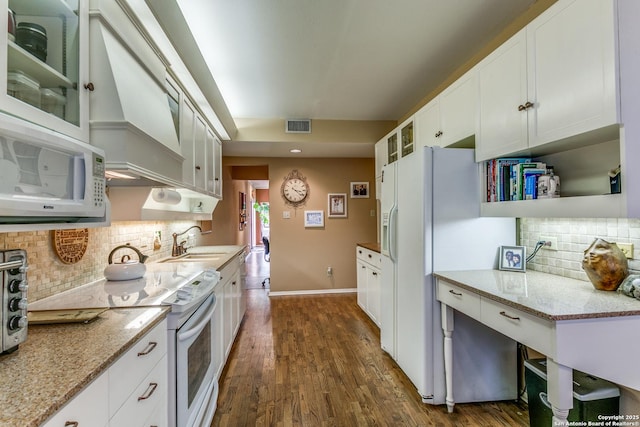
328,193,347,218
498,245,526,272
304,210,324,228
350,181,369,198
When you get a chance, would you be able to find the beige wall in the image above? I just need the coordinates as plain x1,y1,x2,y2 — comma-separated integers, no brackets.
210,156,377,293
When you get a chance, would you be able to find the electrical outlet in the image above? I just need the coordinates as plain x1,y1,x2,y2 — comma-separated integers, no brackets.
540,235,558,251
617,242,634,259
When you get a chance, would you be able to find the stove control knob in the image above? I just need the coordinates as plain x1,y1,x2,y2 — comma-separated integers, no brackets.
8,279,22,293
8,298,27,312
8,315,27,331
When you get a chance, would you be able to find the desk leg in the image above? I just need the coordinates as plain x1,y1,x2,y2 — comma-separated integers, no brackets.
441,302,455,413
546,358,572,426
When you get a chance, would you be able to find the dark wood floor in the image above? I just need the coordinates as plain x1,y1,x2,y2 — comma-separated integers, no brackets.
211,288,530,426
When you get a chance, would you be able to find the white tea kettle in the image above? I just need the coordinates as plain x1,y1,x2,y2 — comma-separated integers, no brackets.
104,244,149,281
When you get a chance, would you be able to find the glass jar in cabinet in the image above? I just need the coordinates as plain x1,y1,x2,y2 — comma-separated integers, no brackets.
1,0,89,142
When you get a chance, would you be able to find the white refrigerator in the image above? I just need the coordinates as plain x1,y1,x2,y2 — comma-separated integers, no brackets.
380,146,518,405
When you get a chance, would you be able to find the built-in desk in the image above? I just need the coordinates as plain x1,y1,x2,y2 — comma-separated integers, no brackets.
434,270,640,425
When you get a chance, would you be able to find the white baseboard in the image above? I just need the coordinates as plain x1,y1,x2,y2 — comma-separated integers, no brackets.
268,288,356,297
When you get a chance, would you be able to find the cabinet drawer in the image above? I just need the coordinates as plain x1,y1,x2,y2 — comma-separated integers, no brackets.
110,354,168,427
109,319,167,417
480,298,552,355
42,371,108,427
437,280,481,319
356,246,381,269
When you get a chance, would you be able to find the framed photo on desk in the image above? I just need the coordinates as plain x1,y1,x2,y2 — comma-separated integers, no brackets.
499,245,526,272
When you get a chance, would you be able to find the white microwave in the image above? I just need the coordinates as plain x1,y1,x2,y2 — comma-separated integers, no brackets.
0,113,108,228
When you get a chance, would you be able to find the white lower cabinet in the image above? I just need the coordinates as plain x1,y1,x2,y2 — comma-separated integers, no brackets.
218,251,247,364
42,371,109,427
109,319,168,427
356,246,381,326
109,354,168,427
42,319,168,427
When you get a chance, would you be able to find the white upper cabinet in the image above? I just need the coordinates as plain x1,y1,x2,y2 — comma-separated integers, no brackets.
212,134,222,198
374,137,387,200
422,70,477,148
180,97,196,188
527,0,617,149
1,0,89,142
476,0,618,162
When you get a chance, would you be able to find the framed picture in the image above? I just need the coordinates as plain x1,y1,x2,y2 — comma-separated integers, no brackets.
498,245,526,272
328,193,347,218
350,181,369,198
304,210,324,228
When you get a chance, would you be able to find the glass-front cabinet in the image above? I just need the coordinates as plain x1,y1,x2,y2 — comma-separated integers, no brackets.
1,0,88,142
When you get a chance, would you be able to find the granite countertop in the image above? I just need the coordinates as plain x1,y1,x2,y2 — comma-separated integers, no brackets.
357,242,381,253
434,269,640,321
0,306,169,427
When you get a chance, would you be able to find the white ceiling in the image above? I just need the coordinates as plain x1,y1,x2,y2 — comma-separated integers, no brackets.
148,0,537,159
176,0,535,122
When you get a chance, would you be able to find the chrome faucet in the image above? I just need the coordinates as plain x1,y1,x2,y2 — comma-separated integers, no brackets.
172,225,202,257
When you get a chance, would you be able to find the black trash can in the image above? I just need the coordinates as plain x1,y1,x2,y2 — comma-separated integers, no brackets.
524,359,620,427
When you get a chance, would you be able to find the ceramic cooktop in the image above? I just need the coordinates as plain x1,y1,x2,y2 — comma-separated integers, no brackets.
29,269,202,310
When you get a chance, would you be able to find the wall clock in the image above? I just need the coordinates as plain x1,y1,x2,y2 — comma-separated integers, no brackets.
281,169,310,208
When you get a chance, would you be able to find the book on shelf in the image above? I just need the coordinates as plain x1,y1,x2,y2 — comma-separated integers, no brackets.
523,168,547,200
485,158,531,202
513,162,546,201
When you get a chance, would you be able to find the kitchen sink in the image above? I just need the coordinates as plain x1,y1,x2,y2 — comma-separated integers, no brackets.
159,254,223,263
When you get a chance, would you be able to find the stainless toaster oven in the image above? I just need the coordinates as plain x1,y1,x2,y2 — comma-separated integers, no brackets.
0,249,28,354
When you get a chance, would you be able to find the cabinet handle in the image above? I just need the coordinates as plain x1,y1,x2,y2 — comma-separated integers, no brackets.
434,131,443,138
358,250,362,254
83,82,94,91
499,311,520,321
138,382,158,401
195,165,201,170
518,101,534,111
368,254,372,258
232,281,237,286
137,341,157,356
448,289,462,296
372,272,378,276
65,422,79,427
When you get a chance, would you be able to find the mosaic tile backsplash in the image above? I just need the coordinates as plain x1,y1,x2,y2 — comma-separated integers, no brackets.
0,221,200,302
520,218,640,280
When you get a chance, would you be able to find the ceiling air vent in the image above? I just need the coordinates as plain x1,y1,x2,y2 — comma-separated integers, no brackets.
285,119,311,134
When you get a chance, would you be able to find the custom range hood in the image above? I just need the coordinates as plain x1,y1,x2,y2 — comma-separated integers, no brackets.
107,187,218,221
88,2,184,188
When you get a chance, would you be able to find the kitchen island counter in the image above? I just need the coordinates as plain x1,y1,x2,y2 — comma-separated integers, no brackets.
0,306,169,427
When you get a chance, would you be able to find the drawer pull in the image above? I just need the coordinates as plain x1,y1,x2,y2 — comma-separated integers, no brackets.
372,272,378,276
368,254,372,258
448,289,463,296
137,341,157,356
499,311,520,321
138,382,158,401
65,422,79,427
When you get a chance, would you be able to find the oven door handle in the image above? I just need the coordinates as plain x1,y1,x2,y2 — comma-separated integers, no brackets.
177,296,217,342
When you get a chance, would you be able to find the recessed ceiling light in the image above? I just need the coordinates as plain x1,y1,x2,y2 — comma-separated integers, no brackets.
290,149,302,153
